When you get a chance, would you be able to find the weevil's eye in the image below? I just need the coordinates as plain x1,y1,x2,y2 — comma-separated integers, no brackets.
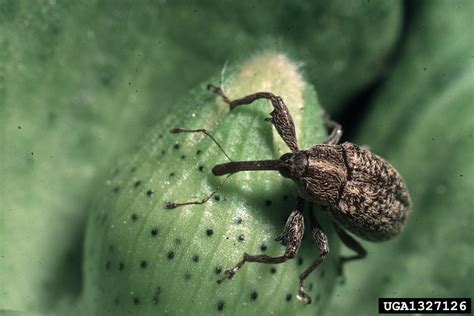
279,153,293,162
278,152,307,179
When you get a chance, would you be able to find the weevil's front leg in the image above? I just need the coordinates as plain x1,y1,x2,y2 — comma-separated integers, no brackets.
207,84,299,152
322,112,343,145
218,198,305,283
332,223,367,277
298,208,329,304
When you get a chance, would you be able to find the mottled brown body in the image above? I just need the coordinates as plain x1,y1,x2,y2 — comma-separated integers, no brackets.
294,143,411,241
168,84,412,304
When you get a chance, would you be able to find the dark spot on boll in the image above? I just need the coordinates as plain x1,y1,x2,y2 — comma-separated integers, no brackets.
161,150,166,155
18,126,22,129
130,167,136,173
217,301,225,311
146,190,154,197
286,294,292,302
214,194,221,202
192,255,199,262
131,213,138,221
118,262,124,271
133,297,140,305
184,273,192,280
235,217,243,225
238,234,245,241
169,172,175,177
196,150,202,155
297,257,303,266
270,267,276,274
113,296,120,305
309,283,313,291
134,180,141,188
173,143,180,150
320,270,325,278
167,251,175,260
105,261,111,270
113,186,120,193
159,134,163,139
214,266,222,274
109,245,115,252
151,228,158,237
181,155,186,160
265,200,272,206
250,291,258,301
206,229,214,236
283,195,289,201
175,238,181,245
140,260,148,269
198,165,205,172
260,244,267,252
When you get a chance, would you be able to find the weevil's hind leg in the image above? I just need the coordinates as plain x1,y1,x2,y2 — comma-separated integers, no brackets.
322,112,343,145
298,206,329,304
332,223,367,278
218,198,305,283
164,174,232,209
207,84,299,152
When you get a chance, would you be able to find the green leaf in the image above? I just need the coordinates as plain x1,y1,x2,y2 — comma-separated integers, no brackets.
78,53,340,315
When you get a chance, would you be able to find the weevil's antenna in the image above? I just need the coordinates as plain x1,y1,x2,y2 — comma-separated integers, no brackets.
164,174,232,209
169,128,232,162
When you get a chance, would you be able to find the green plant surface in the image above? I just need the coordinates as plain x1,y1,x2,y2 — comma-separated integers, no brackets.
0,1,401,313
78,53,339,316
328,1,474,315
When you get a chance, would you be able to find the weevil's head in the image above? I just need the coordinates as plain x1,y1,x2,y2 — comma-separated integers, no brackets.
278,151,308,179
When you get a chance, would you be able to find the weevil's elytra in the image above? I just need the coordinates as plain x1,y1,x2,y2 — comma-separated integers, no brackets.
166,84,412,304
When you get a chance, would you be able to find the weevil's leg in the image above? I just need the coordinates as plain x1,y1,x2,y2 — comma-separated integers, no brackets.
164,174,232,209
332,223,367,276
322,112,343,145
207,84,299,152
218,198,305,283
298,207,329,304
170,128,232,161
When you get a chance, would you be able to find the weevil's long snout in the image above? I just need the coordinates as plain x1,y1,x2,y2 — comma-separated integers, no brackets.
278,152,308,179
212,160,283,176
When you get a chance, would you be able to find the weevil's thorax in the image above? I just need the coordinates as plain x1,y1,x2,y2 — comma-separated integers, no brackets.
295,145,347,206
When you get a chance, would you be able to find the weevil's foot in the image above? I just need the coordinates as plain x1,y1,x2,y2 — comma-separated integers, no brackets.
164,202,177,209
216,268,236,284
169,128,183,134
207,83,232,107
297,285,312,304
206,83,218,92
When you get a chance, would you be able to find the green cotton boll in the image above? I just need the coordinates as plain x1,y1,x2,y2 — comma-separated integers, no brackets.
327,1,474,315
78,53,340,315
